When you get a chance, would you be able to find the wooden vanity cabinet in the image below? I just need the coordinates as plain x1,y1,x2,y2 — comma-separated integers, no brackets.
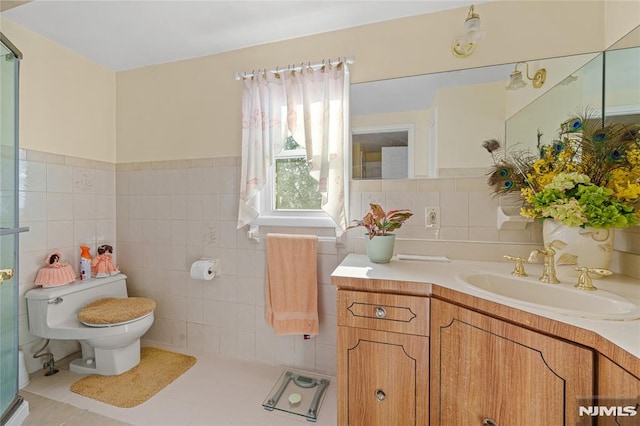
597,355,640,426
337,289,429,426
429,298,594,426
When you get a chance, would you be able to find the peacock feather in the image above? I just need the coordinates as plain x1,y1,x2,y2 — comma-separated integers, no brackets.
483,138,537,195
557,110,640,187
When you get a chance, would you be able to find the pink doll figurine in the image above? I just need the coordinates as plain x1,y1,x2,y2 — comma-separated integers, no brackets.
91,244,120,278
34,252,77,287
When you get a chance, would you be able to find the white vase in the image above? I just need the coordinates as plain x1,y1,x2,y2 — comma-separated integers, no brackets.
365,234,396,264
542,219,615,275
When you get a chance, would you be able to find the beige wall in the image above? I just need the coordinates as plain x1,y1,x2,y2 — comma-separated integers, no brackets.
116,0,613,163
4,1,637,164
1,17,116,163
435,82,505,172
604,0,640,48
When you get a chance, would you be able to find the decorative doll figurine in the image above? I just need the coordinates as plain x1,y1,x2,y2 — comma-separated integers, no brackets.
34,252,77,287
91,244,120,278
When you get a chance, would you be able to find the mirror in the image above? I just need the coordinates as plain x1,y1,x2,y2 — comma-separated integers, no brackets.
604,25,640,125
351,52,600,179
505,53,603,154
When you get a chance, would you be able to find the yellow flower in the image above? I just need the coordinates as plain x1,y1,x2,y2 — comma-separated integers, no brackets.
520,207,536,218
608,169,640,202
520,187,535,203
628,149,640,167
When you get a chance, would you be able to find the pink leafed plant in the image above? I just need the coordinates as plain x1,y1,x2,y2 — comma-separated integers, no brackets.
347,203,413,240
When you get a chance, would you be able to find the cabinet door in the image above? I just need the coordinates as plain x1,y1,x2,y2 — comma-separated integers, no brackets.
597,354,640,426
338,326,428,426
430,298,594,426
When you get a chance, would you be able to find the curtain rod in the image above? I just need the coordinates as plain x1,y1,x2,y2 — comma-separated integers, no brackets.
233,56,355,81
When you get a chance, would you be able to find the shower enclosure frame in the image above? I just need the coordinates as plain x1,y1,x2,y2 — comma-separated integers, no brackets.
0,31,29,425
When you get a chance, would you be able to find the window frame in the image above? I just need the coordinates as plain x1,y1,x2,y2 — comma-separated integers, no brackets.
253,145,337,229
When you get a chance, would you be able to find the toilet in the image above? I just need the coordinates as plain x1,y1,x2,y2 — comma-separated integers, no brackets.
25,274,155,376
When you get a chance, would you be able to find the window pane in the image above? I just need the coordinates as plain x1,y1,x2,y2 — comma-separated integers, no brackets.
275,157,322,210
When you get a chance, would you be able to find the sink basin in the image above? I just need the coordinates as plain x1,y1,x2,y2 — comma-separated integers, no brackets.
459,272,640,321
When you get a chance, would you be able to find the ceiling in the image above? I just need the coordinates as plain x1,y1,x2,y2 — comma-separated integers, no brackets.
1,0,485,71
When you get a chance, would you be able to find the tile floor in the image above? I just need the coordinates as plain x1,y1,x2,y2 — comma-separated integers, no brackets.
19,346,337,426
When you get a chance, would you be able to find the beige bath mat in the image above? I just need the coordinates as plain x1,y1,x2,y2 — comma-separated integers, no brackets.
70,347,196,408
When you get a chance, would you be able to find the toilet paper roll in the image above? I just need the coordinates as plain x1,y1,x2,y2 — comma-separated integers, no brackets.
190,260,216,280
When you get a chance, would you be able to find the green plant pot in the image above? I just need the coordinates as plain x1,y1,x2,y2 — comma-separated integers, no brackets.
365,234,396,263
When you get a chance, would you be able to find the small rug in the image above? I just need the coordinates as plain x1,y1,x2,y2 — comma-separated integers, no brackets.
70,347,196,408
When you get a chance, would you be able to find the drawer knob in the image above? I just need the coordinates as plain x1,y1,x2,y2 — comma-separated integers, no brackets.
375,389,386,402
375,307,387,318
482,418,497,426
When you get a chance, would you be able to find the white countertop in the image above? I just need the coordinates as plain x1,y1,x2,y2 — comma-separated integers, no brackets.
332,254,640,359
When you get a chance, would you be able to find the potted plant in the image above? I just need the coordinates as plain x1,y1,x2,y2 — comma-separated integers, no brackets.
347,203,413,263
483,111,639,271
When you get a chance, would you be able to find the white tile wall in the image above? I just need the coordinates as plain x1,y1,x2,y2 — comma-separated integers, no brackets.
115,159,345,376
17,151,116,373
16,150,640,376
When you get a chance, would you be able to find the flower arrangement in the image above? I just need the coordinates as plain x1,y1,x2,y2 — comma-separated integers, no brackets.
484,112,640,229
347,203,413,239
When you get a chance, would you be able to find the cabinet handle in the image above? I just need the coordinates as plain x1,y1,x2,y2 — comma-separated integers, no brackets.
375,307,387,318
375,389,386,402
482,418,497,426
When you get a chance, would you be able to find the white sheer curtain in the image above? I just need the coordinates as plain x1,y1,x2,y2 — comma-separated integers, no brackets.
237,72,286,227
237,62,349,231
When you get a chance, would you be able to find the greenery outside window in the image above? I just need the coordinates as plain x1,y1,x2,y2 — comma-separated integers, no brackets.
257,135,336,228
274,136,323,211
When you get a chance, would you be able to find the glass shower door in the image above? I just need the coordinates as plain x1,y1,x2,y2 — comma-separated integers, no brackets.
0,34,24,423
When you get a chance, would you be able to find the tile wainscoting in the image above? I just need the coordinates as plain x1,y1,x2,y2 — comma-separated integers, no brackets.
16,150,639,376
17,149,117,373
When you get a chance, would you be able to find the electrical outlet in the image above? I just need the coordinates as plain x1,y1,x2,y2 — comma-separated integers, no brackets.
425,207,441,228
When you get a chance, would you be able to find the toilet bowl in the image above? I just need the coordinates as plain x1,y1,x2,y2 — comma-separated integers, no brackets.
25,274,155,376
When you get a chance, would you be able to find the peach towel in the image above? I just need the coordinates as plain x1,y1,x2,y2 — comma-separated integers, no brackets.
265,234,319,335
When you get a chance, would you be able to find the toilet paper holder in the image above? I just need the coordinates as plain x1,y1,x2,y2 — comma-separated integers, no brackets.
191,257,221,279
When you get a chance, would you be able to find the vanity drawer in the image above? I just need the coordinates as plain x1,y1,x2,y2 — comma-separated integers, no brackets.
337,289,429,336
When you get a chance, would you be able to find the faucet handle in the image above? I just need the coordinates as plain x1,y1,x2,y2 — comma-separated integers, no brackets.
503,255,527,276
574,267,613,291
546,240,567,251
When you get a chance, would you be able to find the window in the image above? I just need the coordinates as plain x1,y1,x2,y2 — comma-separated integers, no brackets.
256,135,336,228
274,136,322,210
237,61,349,232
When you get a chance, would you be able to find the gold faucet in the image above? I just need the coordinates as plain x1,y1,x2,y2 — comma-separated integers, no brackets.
574,267,613,291
503,255,527,276
529,242,560,284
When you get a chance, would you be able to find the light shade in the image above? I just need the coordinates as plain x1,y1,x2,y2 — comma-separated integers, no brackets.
452,5,486,58
505,62,547,90
506,70,527,90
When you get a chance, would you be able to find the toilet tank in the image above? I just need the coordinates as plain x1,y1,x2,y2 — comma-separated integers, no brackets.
25,274,128,338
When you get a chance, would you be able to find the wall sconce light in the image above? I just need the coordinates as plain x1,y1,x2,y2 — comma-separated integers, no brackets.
451,5,486,58
505,62,547,90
